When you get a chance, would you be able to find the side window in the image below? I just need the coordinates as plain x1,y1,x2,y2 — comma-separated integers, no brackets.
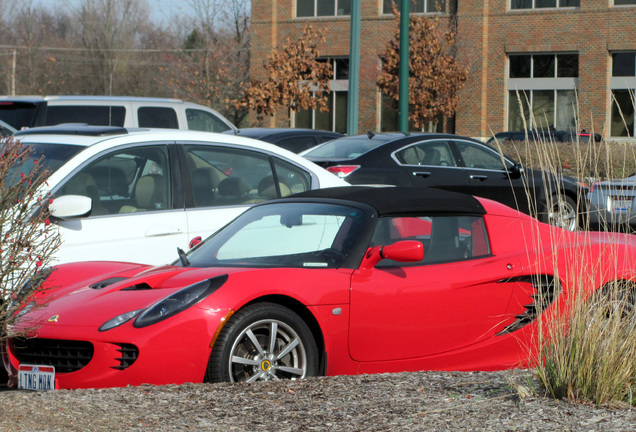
56,145,171,216
186,109,231,132
455,141,510,171
371,215,490,266
138,107,179,129
185,145,278,207
395,140,456,167
272,158,312,196
45,106,126,126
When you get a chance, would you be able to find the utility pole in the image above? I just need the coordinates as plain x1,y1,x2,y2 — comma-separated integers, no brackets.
398,0,410,133
347,0,361,135
11,49,16,96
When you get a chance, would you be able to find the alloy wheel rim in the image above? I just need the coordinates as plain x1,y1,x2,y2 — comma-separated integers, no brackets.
227,319,307,383
549,201,577,231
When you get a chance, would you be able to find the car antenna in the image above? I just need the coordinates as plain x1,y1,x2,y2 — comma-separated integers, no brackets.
367,131,375,139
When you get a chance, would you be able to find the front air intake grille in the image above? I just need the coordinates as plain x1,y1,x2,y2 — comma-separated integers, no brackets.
111,343,139,370
497,274,561,336
10,338,94,373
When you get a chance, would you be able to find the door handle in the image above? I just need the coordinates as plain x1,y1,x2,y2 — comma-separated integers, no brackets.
145,225,183,237
413,171,432,178
470,175,488,181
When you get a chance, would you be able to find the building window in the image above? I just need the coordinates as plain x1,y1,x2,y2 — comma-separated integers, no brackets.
614,0,636,5
295,92,348,133
382,0,445,14
610,52,636,137
294,58,348,133
507,53,579,131
297,0,351,17
510,0,579,9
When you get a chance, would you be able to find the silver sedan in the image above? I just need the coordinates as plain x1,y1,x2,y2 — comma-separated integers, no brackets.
587,175,636,230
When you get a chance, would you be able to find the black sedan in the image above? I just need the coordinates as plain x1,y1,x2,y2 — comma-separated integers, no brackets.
228,128,343,154
302,132,588,231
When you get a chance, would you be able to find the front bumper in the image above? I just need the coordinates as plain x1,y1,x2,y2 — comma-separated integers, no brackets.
6,307,230,389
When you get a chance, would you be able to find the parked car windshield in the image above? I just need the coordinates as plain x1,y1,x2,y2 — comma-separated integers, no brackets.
304,135,391,159
186,202,369,268
7,143,84,186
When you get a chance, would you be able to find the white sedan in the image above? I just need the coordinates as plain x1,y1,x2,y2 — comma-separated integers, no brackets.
15,125,349,265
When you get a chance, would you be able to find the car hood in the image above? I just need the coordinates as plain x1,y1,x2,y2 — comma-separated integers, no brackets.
15,264,253,330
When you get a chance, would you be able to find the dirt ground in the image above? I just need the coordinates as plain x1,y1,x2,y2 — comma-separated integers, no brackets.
1,370,635,431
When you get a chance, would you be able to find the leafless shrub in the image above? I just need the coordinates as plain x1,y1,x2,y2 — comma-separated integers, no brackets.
0,137,60,345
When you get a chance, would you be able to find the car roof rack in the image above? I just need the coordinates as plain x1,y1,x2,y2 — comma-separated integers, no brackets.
14,124,129,137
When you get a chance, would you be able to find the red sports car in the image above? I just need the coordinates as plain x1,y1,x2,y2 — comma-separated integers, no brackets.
4,187,636,390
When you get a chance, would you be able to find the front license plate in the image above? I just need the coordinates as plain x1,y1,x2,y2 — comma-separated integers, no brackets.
610,197,633,212
18,364,56,391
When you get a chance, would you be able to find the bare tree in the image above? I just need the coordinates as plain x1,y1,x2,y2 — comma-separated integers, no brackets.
0,137,61,345
155,0,250,125
69,0,152,94
377,10,469,131
234,24,331,123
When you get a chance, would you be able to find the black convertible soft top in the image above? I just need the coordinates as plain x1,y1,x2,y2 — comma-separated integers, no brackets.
288,186,486,216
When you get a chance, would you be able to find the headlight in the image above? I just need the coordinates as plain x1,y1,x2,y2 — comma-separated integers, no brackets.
8,267,53,309
99,309,144,332
133,275,228,328
16,301,36,317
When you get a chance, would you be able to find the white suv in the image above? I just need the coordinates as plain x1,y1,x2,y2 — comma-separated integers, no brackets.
14,125,348,265
0,96,236,133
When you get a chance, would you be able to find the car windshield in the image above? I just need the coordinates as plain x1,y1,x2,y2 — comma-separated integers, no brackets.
304,136,390,159
186,202,369,268
7,142,84,186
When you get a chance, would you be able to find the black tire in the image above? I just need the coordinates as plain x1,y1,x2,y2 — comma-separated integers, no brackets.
205,302,319,383
541,194,578,231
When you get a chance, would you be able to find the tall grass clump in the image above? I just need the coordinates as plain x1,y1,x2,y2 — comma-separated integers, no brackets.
490,101,636,406
537,280,636,406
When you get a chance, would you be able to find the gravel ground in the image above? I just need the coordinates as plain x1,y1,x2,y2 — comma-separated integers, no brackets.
1,370,635,431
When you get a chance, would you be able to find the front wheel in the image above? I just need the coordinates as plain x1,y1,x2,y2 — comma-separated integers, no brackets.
205,303,319,383
541,194,578,231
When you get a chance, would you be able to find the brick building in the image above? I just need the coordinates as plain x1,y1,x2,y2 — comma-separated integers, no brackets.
251,1,636,141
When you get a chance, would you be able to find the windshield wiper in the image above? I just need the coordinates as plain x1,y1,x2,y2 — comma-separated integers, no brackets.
177,247,190,267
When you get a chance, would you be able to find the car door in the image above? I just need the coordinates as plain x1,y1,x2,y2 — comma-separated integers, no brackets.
181,143,313,243
349,215,516,362
453,139,531,214
393,139,472,193
52,143,189,265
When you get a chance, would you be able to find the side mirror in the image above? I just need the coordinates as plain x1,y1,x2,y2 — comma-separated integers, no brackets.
382,240,424,262
360,240,424,270
508,163,523,179
50,195,92,220
189,236,203,249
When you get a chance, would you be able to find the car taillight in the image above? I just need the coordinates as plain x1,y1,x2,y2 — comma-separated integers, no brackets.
590,182,598,193
326,165,360,178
